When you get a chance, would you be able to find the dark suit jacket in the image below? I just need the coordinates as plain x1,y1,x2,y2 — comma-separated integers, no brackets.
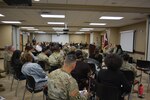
71,61,90,90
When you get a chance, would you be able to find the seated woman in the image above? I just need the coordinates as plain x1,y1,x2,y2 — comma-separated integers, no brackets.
21,52,47,90
97,54,131,100
11,50,25,79
121,53,137,76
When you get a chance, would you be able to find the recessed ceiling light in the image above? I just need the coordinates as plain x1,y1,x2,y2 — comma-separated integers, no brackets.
1,21,21,24
100,16,124,20
47,22,65,25
34,0,40,1
35,31,46,33
0,14,4,17
89,23,106,25
75,32,84,34
21,27,34,29
80,28,94,31
52,27,64,31
41,14,65,18
27,28,39,30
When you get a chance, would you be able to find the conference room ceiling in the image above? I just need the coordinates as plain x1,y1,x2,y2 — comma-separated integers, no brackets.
0,0,149,34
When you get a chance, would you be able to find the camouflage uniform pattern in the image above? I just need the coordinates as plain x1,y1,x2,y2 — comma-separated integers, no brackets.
37,52,50,70
47,69,87,100
37,52,49,63
3,51,13,73
121,61,137,76
48,52,64,67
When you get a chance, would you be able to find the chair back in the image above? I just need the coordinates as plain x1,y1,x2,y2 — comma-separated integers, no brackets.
96,82,120,100
26,76,36,91
121,70,135,84
136,60,150,69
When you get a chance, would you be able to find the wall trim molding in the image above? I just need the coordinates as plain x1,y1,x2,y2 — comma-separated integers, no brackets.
134,50,145,55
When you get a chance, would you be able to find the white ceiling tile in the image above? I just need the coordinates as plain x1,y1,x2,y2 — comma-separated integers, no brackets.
0,0,149,32
68,0,86,5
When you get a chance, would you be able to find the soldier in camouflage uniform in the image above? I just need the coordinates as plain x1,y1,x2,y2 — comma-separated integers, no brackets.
4,45,15,74
120,53,137,76
47,52,88,100
48,44,64,73
37,47,50,70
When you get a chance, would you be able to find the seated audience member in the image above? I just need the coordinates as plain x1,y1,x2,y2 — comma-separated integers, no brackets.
37,47,50,70
82,50,88,60
113,45,123,55
90,48,103,66
35,42,42,53
121,53,137,76
21,45,38,62
38,46,49,62
69,46,76,52
48,44,64,73
97,54,131,100
61,45,69,57
11,50,25,79
4,45,15,74
71,50,90,90
21,53,47,90
47,52,88,100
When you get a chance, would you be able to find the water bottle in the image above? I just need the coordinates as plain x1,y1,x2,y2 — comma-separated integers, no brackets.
138,84,144,98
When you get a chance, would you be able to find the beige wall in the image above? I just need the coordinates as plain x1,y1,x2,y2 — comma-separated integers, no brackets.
85,34,90,44
119,21,146,59
0,25,12,48
109,28,120,45
93,32,101,46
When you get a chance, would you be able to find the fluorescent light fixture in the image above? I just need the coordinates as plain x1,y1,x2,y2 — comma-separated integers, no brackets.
81,28,94,30
21,27,34,29
100,16,124,20
89,23,106,25
80,28,94,31
35,31,46,33
34,0,40,1
41,14,65,18
52,27,64,31
27,28,39,30
75,32,84,34
0,14,4,17
1,21,21,24
48,22,65,25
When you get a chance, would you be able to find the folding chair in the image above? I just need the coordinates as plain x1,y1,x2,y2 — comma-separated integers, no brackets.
144,70,150,92
96,82,121,100
121,70,139,100
10,69,26,96
136,60,150,82
22,76,45,100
